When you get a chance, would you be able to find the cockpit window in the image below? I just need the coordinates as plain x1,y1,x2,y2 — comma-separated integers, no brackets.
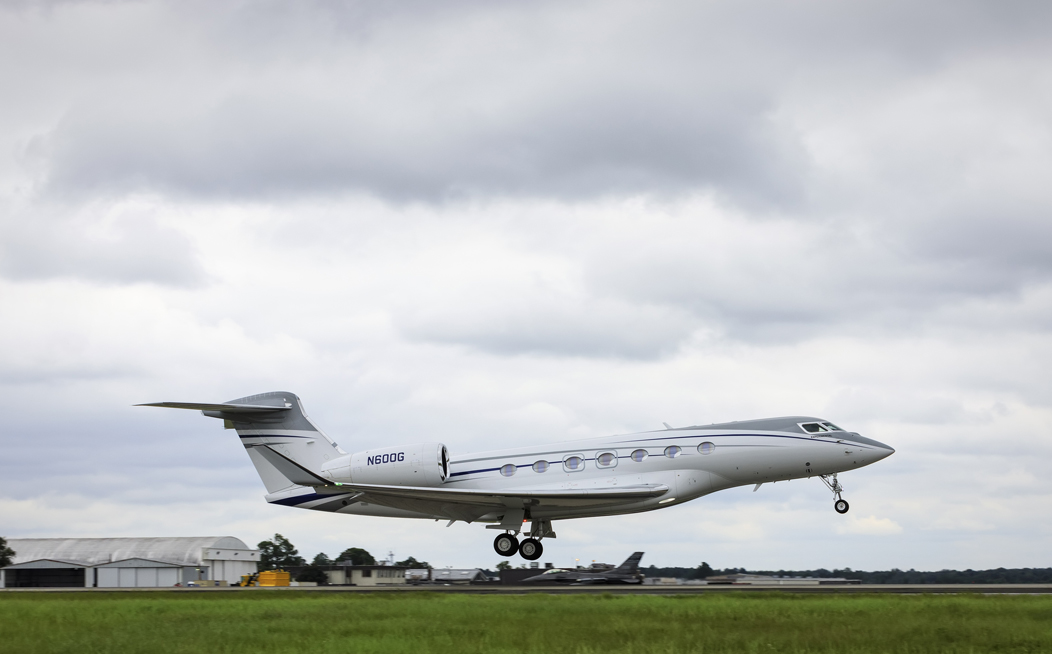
801,421,845,434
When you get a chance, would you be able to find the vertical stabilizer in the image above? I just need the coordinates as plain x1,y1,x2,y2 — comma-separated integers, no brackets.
140,391,345,493
613,552,645,574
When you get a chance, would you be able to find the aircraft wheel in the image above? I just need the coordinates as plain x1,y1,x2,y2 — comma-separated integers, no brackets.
519,538,543,561
493,533,519,557
834,499,850,514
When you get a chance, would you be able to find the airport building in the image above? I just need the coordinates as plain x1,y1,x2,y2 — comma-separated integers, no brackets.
287,563,409,586
408,568,491,584
0,537,260,588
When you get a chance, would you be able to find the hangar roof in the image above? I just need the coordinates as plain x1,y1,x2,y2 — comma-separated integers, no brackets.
5,537,252,567
3,558,91,570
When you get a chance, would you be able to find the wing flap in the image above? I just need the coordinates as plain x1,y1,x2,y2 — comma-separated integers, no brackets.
322,481,669,508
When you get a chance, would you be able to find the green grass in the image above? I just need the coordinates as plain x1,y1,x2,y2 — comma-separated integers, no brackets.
1,592,1050,654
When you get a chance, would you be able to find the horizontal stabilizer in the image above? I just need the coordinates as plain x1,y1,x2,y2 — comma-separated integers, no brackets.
136,402,291,413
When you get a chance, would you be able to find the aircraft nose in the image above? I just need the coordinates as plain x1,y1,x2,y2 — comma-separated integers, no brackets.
845,433,894,459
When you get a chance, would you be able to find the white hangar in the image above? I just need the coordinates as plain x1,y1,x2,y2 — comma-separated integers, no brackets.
0,537,260,588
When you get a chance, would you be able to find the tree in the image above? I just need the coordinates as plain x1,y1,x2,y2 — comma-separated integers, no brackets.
336,547,376,565
395,556,430,569
257,534,306,570
692,562,715,579
311,552,333,566
495,561,512,571
0,537,14,568
295,566,329,584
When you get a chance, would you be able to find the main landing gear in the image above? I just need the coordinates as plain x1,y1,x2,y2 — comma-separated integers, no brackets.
820,473,850,514
492,533,544,560
492,519,553,560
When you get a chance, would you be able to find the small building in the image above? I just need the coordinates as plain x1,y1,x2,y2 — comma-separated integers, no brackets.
428,568,491,584
406,568,431,583
704,573,860,585
1,537,260,588
290,564,408,586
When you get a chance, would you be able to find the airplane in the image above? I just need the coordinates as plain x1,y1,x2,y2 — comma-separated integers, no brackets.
522,551,645,584
140,391,894,561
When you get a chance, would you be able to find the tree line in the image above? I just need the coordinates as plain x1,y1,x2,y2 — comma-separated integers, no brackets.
644,562,1052,584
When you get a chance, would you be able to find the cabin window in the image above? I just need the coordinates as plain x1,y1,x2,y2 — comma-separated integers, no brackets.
664,445,682,458
630,449,648,462
564,455,584,472
500,464,517,477
698,442,715,455
532,460,549,473
596,452,617,468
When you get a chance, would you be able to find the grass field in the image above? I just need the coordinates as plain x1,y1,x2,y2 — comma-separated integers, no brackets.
1,592,1050,654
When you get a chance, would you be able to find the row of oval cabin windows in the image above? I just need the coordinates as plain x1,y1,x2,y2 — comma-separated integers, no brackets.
498,442,716,477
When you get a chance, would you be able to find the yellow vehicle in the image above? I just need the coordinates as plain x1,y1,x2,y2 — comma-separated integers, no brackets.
257,570,291,587
236,572,259,587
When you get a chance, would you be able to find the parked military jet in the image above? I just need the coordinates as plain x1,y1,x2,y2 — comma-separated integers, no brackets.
522,552,646,584
141,391,894,561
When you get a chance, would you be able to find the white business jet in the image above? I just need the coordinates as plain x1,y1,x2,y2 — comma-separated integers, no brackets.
141,391,894,560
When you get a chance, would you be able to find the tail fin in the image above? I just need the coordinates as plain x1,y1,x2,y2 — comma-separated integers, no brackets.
139,391,345,493
613,552,644,574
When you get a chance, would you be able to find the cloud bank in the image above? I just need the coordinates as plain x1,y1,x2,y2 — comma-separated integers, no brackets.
0,0,1050,570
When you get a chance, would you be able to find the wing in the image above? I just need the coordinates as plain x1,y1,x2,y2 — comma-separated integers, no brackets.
268,481,670,522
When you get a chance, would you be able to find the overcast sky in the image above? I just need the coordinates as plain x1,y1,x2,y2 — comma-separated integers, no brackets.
1,0,1050,572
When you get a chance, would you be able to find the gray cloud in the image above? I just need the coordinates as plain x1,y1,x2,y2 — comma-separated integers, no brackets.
14,0,1047,207
2,0,1052,571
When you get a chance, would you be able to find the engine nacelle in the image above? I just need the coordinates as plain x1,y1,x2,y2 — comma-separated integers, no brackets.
320,442,449,487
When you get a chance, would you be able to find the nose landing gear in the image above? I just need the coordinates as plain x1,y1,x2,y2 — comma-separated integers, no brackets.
821,473,850,514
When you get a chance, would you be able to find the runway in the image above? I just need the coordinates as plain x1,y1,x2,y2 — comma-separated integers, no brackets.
5,583,1052,594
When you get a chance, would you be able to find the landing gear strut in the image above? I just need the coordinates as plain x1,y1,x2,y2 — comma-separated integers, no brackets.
820,473,850,514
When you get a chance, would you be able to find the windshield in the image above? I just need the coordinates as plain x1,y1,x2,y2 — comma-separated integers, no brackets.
801,421,845,434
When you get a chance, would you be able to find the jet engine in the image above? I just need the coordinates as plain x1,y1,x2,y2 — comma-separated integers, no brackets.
320,442,449,487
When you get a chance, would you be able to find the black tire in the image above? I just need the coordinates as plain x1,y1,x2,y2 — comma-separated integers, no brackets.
519,538,543,561
834,499,850,514
493,533,519,557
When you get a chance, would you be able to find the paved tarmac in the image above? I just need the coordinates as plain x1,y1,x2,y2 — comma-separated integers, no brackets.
4,584,1052,594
